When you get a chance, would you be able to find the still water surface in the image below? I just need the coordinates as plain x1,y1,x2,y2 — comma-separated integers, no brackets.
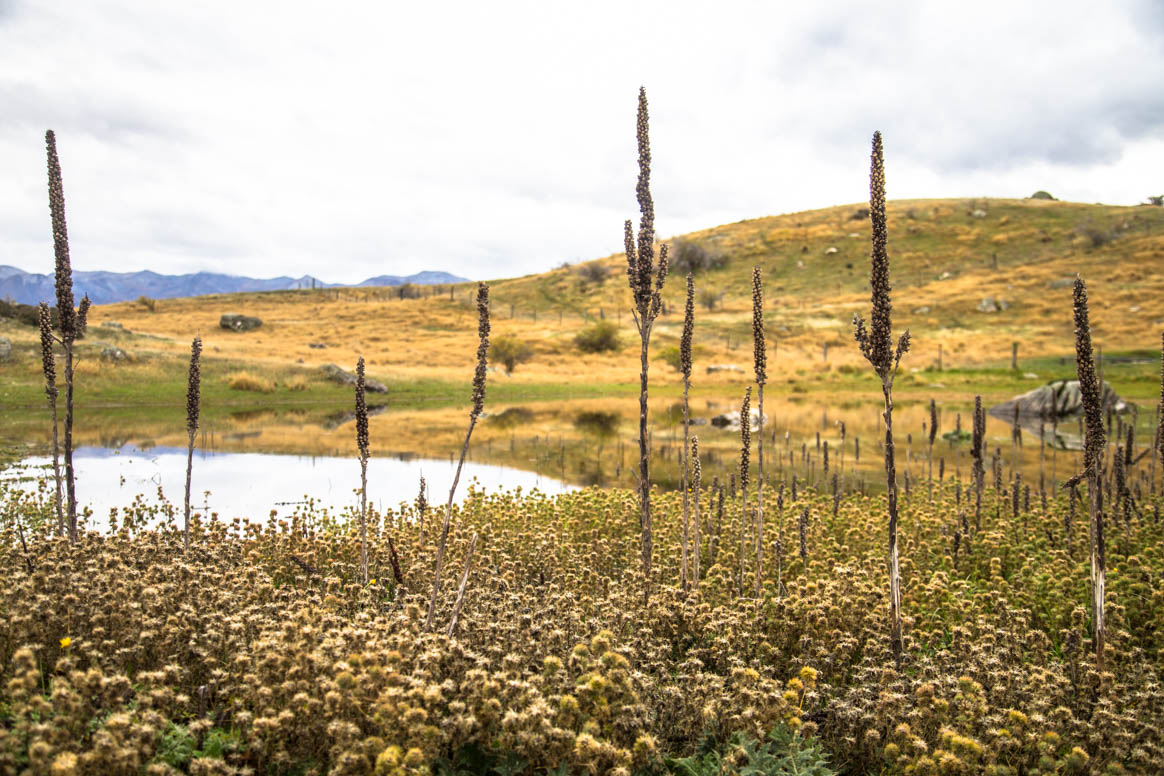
3,444,573,528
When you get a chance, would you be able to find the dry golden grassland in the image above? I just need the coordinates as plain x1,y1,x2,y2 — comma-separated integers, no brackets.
63,199,1164,396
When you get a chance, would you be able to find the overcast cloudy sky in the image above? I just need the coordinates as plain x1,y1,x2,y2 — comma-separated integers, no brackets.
2,0,1162,284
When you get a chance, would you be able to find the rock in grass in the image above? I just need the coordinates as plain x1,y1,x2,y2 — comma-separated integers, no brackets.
219,313,262,332
0,337,11,362
321,363,386,393
100,345,129,363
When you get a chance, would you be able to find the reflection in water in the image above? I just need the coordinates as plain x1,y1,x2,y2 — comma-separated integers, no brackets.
2,445,574,529
3,392,1152,501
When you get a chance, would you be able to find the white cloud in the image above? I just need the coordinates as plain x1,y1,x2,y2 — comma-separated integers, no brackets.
1,0,1161,284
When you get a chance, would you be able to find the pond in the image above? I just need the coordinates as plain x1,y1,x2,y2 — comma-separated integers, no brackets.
1,444,573,530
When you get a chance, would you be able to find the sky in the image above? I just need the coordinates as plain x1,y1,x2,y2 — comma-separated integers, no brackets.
1,0,1163,284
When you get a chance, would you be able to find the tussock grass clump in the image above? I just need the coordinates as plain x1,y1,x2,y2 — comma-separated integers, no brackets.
224,371,275,392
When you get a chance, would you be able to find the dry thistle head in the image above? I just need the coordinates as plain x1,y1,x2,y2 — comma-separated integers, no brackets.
186,337,202,436
752,266,766,385
625,88,668,322
1073,277,1106,470
681,274,694,380
852,131,909,382
45,129,77,341
38,303,56,397
471,282,490,419
739,386,752,491
355,356,369,461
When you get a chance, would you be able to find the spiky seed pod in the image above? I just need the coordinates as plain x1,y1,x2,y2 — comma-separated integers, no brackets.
471,283,490,419
186,337,202,436
38,304,56,398
752,266,766,385
45,130,76,340
739,387,752,492
929,399,939,446
681,274,694,379
1073,278,1106,471
355,357,369,461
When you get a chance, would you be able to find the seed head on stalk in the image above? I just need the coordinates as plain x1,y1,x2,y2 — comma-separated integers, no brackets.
46,130,76,340
186,337,202,437
853,132,910,382
681,274,694,380
38,304,56,399
739,386,752,492
356,357,369,461
1073,279,1106,473
471,284,491,420
752,266,766,386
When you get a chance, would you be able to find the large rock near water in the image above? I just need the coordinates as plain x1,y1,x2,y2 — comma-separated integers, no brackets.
320,363,387,393
989,379,1128,420
989,380,1130,451
220,313,262,332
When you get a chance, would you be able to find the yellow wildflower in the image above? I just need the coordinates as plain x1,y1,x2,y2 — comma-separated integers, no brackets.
59,637,72,648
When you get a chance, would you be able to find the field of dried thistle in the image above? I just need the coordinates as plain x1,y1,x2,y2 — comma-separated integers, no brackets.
3,97,1164,776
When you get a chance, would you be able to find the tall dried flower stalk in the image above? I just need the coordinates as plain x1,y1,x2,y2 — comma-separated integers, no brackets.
971,396,985,531
183,336,202,552
624,87,668,600
1072,276,1107,670
690,435,701,587
425,282,490,631
45,130,91,542
355,356,370,584
680,274,695,589
416,475,428,539
751,266,766,598
38,303,64,537
928,399,938,502
737,386,752,594
852,131,911,663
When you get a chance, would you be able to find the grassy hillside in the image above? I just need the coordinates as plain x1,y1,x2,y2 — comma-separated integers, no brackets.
1,197,1162,410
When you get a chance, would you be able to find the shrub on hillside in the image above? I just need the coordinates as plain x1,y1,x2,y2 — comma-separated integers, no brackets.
574,320,621,353
491,336,534,374
670,238,727,275
576,262,610,286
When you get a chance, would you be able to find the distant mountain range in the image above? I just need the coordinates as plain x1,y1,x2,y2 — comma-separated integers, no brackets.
0,266,469,306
